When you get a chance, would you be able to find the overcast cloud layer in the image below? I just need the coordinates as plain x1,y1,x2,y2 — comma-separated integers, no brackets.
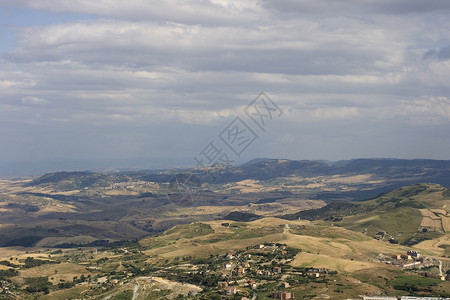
0,0,449,176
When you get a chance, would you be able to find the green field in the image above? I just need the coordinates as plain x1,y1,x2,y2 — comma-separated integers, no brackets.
389,275,441,293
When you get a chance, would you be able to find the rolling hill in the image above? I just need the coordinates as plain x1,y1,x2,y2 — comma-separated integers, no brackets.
1,158,450,248
282,183,450,245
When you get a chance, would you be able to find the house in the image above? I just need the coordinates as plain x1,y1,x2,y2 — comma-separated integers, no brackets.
392,254,402,260
374,234,383,240
257,244,265,249
225,286,237,295
306,269,321,277
401,297,445,300
363,297,398,300
235,267,245,277
248,280,257,289
272,291,294,299
225,263,232,269
226,250,235,259
218,281,228,288
281,250,287,255
273,267,282,274
309,267,329,273
407,250,420,258
281,282,290,288
97,276,108,284
400,254,412,260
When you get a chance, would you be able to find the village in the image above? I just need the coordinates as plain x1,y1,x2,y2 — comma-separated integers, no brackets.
172,242,331,299
376,250,446,280
3,240,450,299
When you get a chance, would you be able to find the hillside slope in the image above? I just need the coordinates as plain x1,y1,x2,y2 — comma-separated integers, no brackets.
282,183,450,245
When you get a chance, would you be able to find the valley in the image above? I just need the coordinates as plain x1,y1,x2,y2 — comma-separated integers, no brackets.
1,158,450,299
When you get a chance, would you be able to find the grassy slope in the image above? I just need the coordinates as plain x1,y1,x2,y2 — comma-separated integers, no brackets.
292,184,450,245
136,216,450,298
141,217,415,270
6,215,450,299
338,207,423,243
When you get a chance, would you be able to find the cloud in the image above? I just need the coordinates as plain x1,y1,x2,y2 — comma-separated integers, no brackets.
261,0,450,15
423,45,450,60
0,79,36,88
0,0,450,173
396,97,450,124
2,0,263,24
7,17,408,80
21,96,49,105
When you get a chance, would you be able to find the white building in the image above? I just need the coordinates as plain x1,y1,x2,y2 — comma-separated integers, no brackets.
363,297,398,300
401,297,449,300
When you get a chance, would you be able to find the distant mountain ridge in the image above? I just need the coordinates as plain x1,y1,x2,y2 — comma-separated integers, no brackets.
3,158,450,248
26,158,450,188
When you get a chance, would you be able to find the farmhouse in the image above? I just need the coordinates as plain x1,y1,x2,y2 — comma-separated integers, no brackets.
235,267,245,277
407,250,420,258
272,291,294,299
392,254,402,260
401,254,412,260
226,250,235,259
363,297,398,300
225,286,237,295
248,280,257,289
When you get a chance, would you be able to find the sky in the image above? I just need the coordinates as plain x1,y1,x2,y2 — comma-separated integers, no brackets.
0,0,450,177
